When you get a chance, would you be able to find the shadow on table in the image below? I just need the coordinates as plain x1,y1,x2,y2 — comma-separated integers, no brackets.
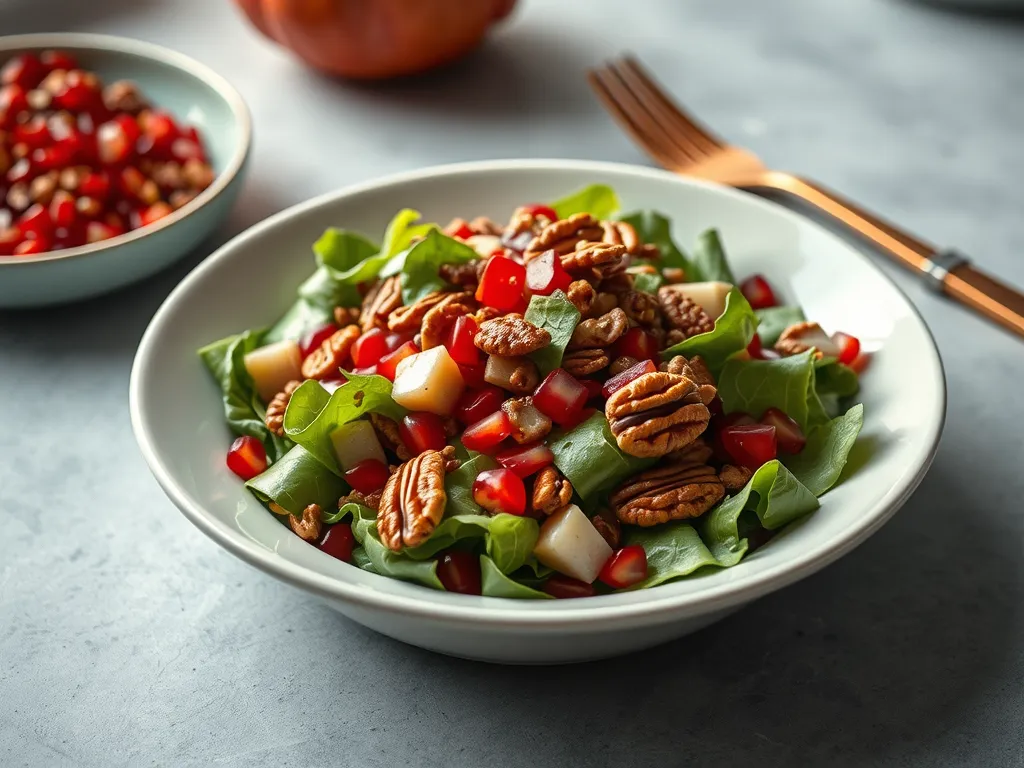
322,459,1017,766
0,0,161,34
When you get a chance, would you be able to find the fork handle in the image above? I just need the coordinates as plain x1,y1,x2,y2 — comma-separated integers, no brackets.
756,171,1024,339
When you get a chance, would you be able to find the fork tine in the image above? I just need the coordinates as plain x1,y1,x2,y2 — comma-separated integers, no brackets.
587,66,704,169
612,55,726,154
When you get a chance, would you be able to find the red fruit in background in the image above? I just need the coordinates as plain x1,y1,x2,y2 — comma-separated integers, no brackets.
318,523,355,563
351,327,389,368
472,468,527,516
97,118,135,165
739,274,778,310
0,84,29,127
720,423,777,469
461,410,512,453
746,334,780,361
137,202,173,228
760,407,806,454
445,314,481,366
457,362,486,388
14,238,48,255
170,137,204,162
598,545,649,589
344,458,390,494
1,53,44,90
436,550,482,595
14,116,51,149
49,191,76,229
613,327,659,363
602,359,657,398
384,331,415,352
40,50,79,72
32,143,75,172
454,385,504,426
832,331,861,366
138,109,179,155
532,369,587,425
848,351,871,374
475,255,526,311
495,442,554,478
449,221,474,240
525,249,572,296
17,204,52,239
521,203,558,222
299,322,338,359
399,412,448,455
79,171,110,200
578,377,604,402
85,221,121,243
720,412,756,429
226,435,267,480
377,340,418,381
543,574,596,599
0,228,21,256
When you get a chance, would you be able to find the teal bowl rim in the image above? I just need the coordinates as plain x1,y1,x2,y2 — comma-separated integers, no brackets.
0,32,252,267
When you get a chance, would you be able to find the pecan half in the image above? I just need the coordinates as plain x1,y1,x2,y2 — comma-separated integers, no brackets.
474,314,551,356
265,380,301,436
590,509,622,549
289,504,323,541
472,306,503,325
301,325,360,380
388,291,471,333
568,308,628,350
669,436,715,466
566,279,595,314
619,290,663,329
562,241,627,277
605,372,711,457
587,292,619,319
720,464,754,492
612,462,725,526
531,466,573,515
377,447,454,550
601,220,641,254
562,348,609,376
421,299,474,350
501,396,552,444
598,272,634,295
660,355,717,406
340,490,382,511
360,276,403,332
369,413,411,461
439,260,481,289
524,213,604,261
775,321,830,358
334,306,361,327
659,286,714,339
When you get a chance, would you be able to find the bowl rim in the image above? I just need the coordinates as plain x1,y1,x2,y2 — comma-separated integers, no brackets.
130,158,946,629
0,32,252,266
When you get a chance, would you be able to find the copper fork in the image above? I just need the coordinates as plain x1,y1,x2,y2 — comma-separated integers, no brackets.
588,56,1024,339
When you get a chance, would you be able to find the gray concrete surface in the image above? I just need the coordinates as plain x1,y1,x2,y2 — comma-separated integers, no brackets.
2,0,1023,765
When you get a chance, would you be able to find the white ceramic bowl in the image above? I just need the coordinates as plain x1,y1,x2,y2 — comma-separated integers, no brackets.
130,160,945,664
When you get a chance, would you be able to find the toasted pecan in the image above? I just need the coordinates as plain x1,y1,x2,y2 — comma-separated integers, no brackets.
611,462,725,526
377,446,455,550
604,372,711,457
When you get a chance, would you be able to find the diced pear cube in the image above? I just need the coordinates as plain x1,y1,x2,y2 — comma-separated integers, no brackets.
667,281,733,320
391,346,466,416
533,504,613,584
243,340,302,402
464,234,502,258
330,420,387,472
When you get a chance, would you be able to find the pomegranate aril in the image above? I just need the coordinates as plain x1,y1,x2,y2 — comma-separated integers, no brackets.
437,550,482,595
14,238,48,255
7,158,33,184
449,222,474,240
299,322,338,359
525,249,573,296
14,116,51,149
78,171,110,200
495,442,554,478
613,327,659,363
170,137,204,162
117,166,145,198
17,204,52,238
543,574,596,599
475,255,526,311
457,362,486,389
351,327,389,368
97,119,134,165
138,109,179,155
0,84,29,127
579,377,604,402
747,334,780,361
832,331,861,366
85,221,119,243
720,424,777,469
377,340,419,382
759,407,806,454
454,385,505,426
317,523,355,563
40,50,79,72
384,332,415,352
1,54,44,90
0,228,20,256
848,351,871,375
598,545,649,589
720,411,756,429
445,315,481,366
49,191,76,228
472,468,527,516
602,359,657,398
461,410,513,453
521,203,558,222
561,405,596,431
740,274,778,310
226,435,268,480
32,143,75,172
137,202,172,228
343,458,390,494
399,412,448,455
532,369,587,426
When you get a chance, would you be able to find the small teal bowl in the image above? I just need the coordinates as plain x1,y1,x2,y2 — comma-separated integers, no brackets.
0,33,251,307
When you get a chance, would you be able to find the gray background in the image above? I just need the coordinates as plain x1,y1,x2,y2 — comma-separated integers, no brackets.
2,0,1023,765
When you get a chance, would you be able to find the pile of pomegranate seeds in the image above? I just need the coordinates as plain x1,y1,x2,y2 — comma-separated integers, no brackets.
0,49,215,257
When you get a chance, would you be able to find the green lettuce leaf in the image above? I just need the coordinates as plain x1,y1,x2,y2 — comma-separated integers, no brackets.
623,522,719,589
815,360,860,398
783,404,864,496
246,445,348,515
700,460,819,566
755,305,805,347
631,271,664,294
351,515,443,590
523,290,581,376
380,229,479,304
264,298,336,344
283,374,406,474
403,514,539,575
618,210,696,275
480,556,553,599
551,184,620,220
691,228,736,284
660,287,757,372
318,209,431,289
198,330,291,461
717,350,829,430
313,227,382,275
549,412,656,501
445,452,498,517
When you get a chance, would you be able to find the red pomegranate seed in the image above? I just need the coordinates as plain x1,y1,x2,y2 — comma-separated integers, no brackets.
317,523,355,563
137,202,173,228
49,190,76,229
543,574,596,599
14,238,48,255
226,435,267,480
445,315,481,366
475,255,526,311
139,109,178,156
495,442,554,478
343,458,390,494
759,407,806,454
602,359,657,398
85,221,120,243
472,467,527,516
298,322,338,359
78,171,110,200
377,340,419,381
54,73,101,114
720,412,756,429
449,222,474,240
739,274,778,310
561,405,596,431
14,116,51,149
117,166,145,198
399,412,448,455
579,377,604,402
613,327,659,363
384,331,415,352
532,369,587,425
1,53,44,90
521,203,558,221
461,410,513,453
0,84,29,127
720,424,777,469
454,385,505,426
436,550,482,595
351,327,390,368
32,143,75,172
17,204,52,238
457,362,486,388
6,157,33,183
525,249,573,296
598,545,649,589
848,351,871,374
746,334,780,361
97,119,134,165
832,331,861,366
40,50,79,72
169,137,204,162
0,228,20,256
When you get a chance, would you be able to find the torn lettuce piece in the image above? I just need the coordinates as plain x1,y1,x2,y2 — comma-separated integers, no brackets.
548,412,656,501
550,184,620,220
524,290,581,376
283,374,406,475
691,228,736,284
246,445,348,516
403,513,540,575
783,404,864,496
445,451,499,517
631,271,664,294
717,350,828,430
755,305,806,347
618,209,697,276
700,460,819,567
623,522,719,589
318,209,433,290
660,287,758,373
350,513,444,590
481,556,553,599
381,228,479,304
264,298,336,345
198,330,292,462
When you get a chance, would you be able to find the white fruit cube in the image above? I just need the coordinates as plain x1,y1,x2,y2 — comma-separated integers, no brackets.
666,281,733,321
533,504,613,584
244,340,302,402
391,346,466,416
330,420,387,472
464,234,502,258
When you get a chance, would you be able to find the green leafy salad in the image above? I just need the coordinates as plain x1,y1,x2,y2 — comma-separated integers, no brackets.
200,184,867,599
